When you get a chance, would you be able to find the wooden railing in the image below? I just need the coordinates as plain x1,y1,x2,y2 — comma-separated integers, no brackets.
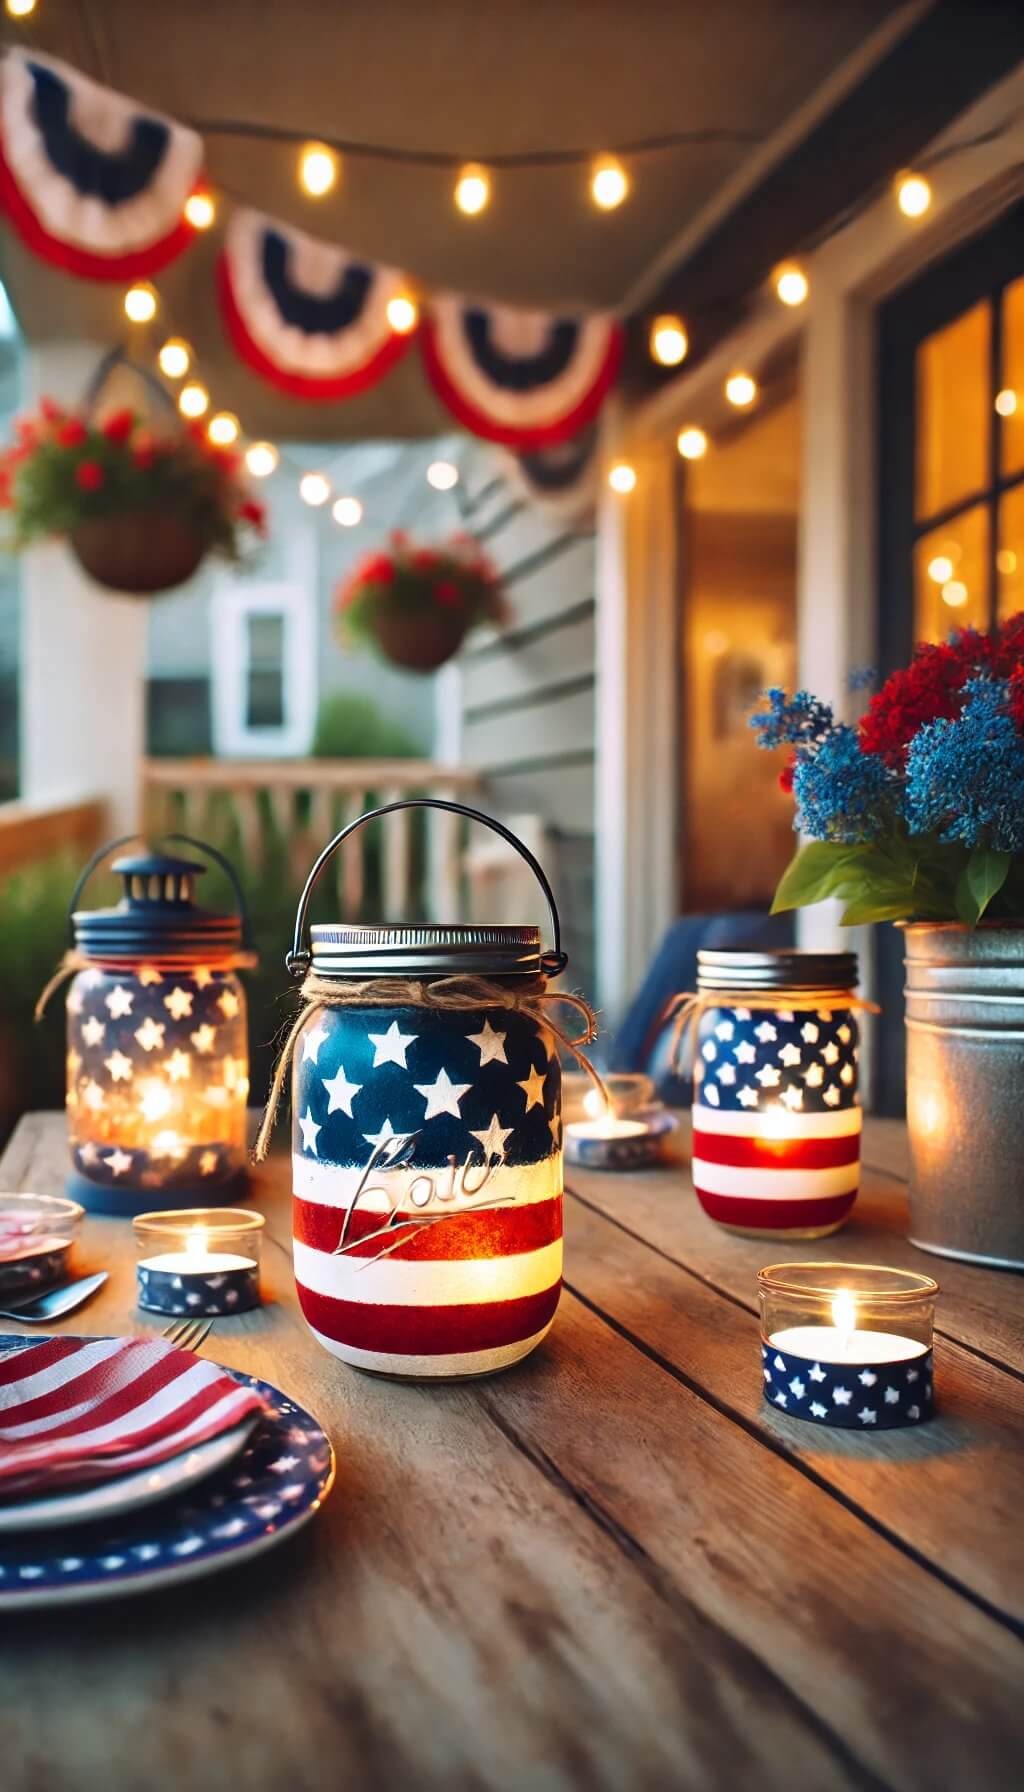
0,796,107,879
141,759,483,922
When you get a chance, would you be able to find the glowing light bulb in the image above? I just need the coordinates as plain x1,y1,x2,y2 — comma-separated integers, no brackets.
178,381,209,419
184,191,216,230
246,441,278,478
897,172,931,218
927,554,954,584
942,579,968,608
386,293,418,334
300,142,338,197
426,460,459,491
455,163,490,216
997,549,1018,576
725,371,757,408
158,337,190,379
649,315,688,367
299,471,331,507
207,411,239,447
995,388,1018,417
676,426,708,461
591,155,628,210
124,282,157,324
608,462,636,494
332,495,363,527
831,1290,857,1335
5,0,37,17
774,262,809,306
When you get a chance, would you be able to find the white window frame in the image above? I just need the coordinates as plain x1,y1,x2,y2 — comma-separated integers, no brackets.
211,580,316,759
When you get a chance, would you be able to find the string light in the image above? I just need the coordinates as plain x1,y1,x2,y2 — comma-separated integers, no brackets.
300,142,339,197
677,426,708,461
896,172,931,218
591,155,628,210
332,496,363,527
455,164,490,216
5,0,36,14
299,471,331,507
246,441,279,478
725,371,757,408
995,389,1018,417
426,460,459,492
386,293,419,334
184,191,216,230
124,282,157,323
927,554,954,584
997,549,1018,576
158,338,190,379
650,315,688,367
942,580,968,608
608,462,636,494
773,262,809,306
178,381,209,419
207,412,240,447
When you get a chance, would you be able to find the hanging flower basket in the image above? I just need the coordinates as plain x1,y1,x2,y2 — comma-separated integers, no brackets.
0,401,267,598
334,532,510,673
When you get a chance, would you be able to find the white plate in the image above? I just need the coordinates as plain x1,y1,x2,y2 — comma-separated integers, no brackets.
0,1419,256,1533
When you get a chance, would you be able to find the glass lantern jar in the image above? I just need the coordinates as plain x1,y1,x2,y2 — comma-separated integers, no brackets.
63,835,254,1215
691,949,862,1240
285,800,568,1381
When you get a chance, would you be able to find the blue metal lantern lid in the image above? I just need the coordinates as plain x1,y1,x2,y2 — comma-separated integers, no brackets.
697,948,859,994
70,838,248,966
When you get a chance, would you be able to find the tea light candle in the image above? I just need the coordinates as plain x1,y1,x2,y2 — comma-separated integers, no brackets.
0,1195,83,1302
564,1097,676,1170
134,1208,264,1316
758,1263,938,1428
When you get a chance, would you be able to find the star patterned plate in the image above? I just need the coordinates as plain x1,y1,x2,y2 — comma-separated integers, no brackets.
0,1337,335,1608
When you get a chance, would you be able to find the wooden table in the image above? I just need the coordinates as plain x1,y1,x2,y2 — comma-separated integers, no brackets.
1,1112,1022,1792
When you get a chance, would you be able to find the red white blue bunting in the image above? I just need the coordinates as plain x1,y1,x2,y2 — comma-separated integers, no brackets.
0,50,203,280
502,425,599,524
421,295,622,449
218,208,416,401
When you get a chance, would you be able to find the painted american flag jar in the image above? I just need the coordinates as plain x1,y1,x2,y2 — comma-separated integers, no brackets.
287,801,567,1380
691,949,862,1240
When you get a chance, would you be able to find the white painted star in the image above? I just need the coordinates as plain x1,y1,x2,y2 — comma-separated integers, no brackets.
270,1455,300,1475
517,1065,546,1111
134,1017,165,1053
857,1407,877,1425
804,1061,824,1088
734,1040,756,1065
549,1112,562,1150
469,1113,515,1162
736,1086,759,1108
466,1019,508,1066
801,1021,820,1045
809,1402,828,1419
906,1368,919,1383
808,1362,827,1383
908,1404,921,1420
322,1064,363,1117
773,1390,788,1408
788,1377,805,1399
777,1009,795,1024
138,965,163,988
104,984,134,1019
362,1118,410,1154
199,1150,219,1176
857,1369,877,1387
367,1020,418,1068
884,1386,900,1405
299,1108,321,1155
772,1355,786,1371
755,1020,777,1044
822,1041,840,1065
191,1024,216,1054
164,986,194,1021
755,1064,781,1088
832,1386,852,1406
302,1023,328,1065
164,1049,191,1083
415,1066,472,1120
218,988,241,1020
780,1084,804,1111
81,1015,106,1047
714,1019,735,1042
703,1084,720,1105
701,1039,717,1062
822,1085,841,1108
733,1007,751,1022
104,1149,132,1178
104,1050,133,1083
716,1062,736,1086
778,1042,802,1068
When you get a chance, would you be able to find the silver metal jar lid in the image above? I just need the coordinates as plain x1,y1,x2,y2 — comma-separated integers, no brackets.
310,922,544,978
697,948,859,993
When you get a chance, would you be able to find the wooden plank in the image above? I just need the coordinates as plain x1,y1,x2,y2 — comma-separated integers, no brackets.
485,760,595,835
463,688,595,772
381,790,412,921
142,759,482,794
498,537,595,635
0,798,107,877
462,613,596,716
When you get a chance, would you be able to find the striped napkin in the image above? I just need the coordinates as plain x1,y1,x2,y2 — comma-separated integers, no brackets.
0,1336,266,1500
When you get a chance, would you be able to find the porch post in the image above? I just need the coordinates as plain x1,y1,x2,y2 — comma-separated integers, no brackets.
19,342,146,833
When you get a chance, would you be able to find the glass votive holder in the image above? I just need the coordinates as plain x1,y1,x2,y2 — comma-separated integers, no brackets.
562,1072,655,1126
133,1208,264,1317
758,1262,937,1428
0,1193,83,1302
564,1107,677,1170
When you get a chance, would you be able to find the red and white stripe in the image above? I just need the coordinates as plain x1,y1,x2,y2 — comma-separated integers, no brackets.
292,1153,563,1377
0,1337,264,1498
692,1103,861,1234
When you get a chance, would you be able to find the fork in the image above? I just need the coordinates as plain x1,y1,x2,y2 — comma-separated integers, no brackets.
161,1317,213,1354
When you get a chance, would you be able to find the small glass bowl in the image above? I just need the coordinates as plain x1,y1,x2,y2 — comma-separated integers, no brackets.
0,1192,84,1301
562,1071,656,1125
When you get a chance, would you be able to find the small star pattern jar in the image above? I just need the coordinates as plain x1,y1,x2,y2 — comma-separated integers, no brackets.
284,801,570,1380
691,949,862,1239
60,835,255,1215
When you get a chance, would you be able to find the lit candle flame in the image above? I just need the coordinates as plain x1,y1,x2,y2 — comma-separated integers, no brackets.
583,1087,606,1119
831,1290,857,1335
186,1225,209,1259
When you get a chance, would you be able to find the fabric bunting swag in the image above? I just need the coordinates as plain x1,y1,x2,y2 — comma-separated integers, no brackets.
0,49,204,280
502,425,599,524
422,294,621,449
218,208,416,400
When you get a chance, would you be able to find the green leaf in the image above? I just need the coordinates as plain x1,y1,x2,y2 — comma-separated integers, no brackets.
955,848,1013,926
839,895,915,925
770,843,868,914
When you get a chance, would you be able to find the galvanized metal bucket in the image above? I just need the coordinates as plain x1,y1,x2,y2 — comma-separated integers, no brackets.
904,923,1024,1271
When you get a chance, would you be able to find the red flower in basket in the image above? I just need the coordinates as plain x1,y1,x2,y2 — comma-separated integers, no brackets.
101,408,135,444
75,460,104,492
56,418,88,449
334,531,510,672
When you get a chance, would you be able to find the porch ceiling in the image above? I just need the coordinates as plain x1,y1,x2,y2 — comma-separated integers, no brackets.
1,0,902,438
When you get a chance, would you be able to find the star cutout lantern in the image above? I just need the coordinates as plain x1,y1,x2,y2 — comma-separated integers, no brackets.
164,987,194,1021
81,1016,106,1048
104,985,134,1019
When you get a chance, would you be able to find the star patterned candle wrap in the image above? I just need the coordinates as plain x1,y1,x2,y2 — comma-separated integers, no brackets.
691,950,862,1239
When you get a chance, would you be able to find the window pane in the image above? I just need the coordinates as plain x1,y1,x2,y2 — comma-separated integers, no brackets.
246,613,285,729
997,484,1024,620
1000,276,1024,478
914,505,988,642
915,301,990,522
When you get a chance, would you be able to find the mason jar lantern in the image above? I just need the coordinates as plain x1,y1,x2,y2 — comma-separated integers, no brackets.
285,799,567,1380
63,835,254,1215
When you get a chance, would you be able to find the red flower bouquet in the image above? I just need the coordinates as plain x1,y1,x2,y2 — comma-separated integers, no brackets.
334,531,510,671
